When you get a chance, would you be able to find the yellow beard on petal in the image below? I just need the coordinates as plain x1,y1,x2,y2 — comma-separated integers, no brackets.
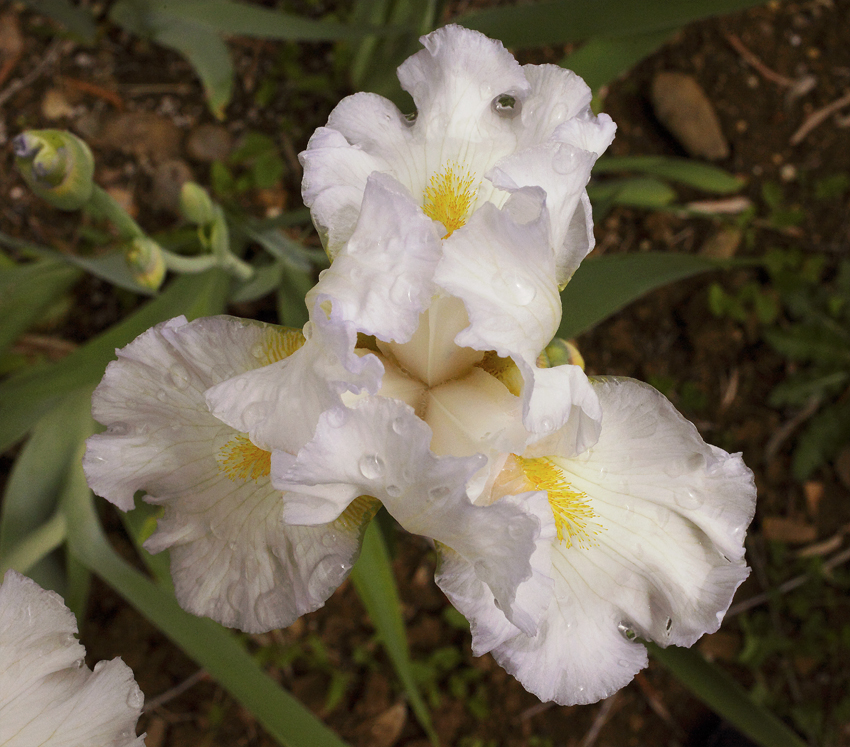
259,327,306,366
422,162,477,239
217,434,272,482
512,455,603,549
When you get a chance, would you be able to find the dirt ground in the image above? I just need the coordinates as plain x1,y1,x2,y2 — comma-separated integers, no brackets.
2,1,850,746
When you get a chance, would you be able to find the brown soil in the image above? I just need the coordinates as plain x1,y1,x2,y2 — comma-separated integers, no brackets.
2,1,850,746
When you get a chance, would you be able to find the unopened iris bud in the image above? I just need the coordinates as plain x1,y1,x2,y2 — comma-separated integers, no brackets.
180,182,216,225
537,338,585,371
13,129,94,210
126,237,166,290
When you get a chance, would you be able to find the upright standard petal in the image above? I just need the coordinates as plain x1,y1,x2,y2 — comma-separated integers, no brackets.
274,396,555,637
305,172,442,343
300,25,614,266
85,316,376,633
0,570,144,746
466,377,755,705
435,188,602,445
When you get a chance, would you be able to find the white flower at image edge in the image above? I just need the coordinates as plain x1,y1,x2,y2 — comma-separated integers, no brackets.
0,570,144,746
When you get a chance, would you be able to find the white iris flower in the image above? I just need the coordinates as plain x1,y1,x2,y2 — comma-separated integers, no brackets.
0,570,144,746
81,23,757,708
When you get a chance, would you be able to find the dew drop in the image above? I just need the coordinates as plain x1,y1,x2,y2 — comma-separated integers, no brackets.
674,488,703,510
321,532,338,548
303,321,315,340
507,521,525,539
391,416,407,435
169,363,190,389
126,688,144,710
617,621,637,641
539,416,554,432
493,598,502,611
242,401,267,428
234,378,247,392
509,276,537,305
389,280,414,306
428,485,451,501
617,658,630,668
492,93,522,118
687,453,706,471
251,343,265,360
358,454,384,480
156,390,168,402
403,110,418,125
386,484,402,498
325,407,349,428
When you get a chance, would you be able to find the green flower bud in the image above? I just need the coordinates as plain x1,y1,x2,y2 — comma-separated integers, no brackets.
126,237,166,291
537,338,585,371
13,130,94,210
180,182,216,225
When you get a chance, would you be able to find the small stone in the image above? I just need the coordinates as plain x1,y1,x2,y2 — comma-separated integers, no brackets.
803,480,824,517
0,11,24,61
761,516,817,544
699,226,742,259
41,88,75,120
651,72,730,160
187,123,233,162
151,159,195,215
358,702,407,747
99,112,181,163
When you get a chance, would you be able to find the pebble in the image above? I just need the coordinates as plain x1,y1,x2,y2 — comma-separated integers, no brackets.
651,71,730,161
186,123,233,162
699,226,742,259
99,111,181,163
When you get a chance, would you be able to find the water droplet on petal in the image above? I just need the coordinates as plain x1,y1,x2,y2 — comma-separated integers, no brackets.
322,532,337,548
674,489,703,510
234,378,247,392
618,621,637,641
492,93,522,118
126,688,144,710
156,390,168,402
539,416,554,432
358,454,384,480
242,402,267,429
303,321,314,340
107,422,131,436
391,416,407,435
325,408,349,428
403,110,418,125
428,485,451,501
386,484,402,498
251,343,265,360
509,276,536,305
507,521,525,539
169,363,190,389
389,280,414,306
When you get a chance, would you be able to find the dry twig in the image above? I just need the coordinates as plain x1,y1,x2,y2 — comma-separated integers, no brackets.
0,39,67,108
791,90,850,145
143,669,209,713
578,692,622,747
